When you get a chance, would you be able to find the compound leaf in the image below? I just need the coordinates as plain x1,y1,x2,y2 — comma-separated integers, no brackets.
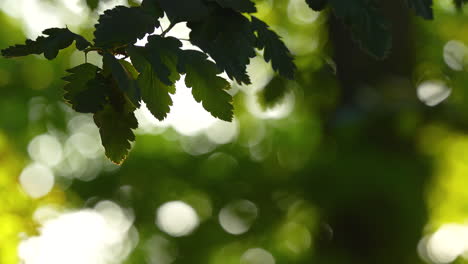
251,16,296,79
62,63,108,113
94,101,138,164
206,0,257,13
178,49,233,121
94,6,159,48
1,28,91,60
188,8,256,84
406,0,433,19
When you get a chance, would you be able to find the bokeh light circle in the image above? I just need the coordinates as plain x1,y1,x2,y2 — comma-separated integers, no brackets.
19,163,54,198
241,248,276,264
156,201,200,237
219,200,258,235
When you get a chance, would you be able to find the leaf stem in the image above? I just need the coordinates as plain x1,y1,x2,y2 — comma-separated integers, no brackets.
84,47,102,53
161,23,177,37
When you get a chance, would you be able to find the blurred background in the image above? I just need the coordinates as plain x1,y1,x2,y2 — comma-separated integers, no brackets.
1,0,468,263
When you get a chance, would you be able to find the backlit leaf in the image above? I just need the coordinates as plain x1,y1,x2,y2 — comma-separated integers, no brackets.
1,28,91,60
178,49,233,121
142,35,182,86
62,63,108,113
251,16,296,79
188,8,256,84
128,44,177,120
94,101,138,164
103,53,141,107
94,6,159,48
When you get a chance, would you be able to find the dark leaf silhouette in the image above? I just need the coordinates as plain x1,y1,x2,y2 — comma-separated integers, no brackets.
206,0,257,13
178,50,233,121
158,0,212,22
251,16,296,79
127,36,181,120
140,35,182,86
63,63,108,113
103,53,141,107
94,6,159,48
141,0,164,17
188,8,256,84
258,75,290,108
1,28,90,60
305,0,328,11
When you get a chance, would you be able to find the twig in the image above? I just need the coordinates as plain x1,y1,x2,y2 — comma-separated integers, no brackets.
161,23,176,37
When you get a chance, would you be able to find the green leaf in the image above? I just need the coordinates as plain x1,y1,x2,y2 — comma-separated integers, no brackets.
406,0,433,19
188,8,256,84
328,0,392,59
74,34,92,51
251,16,296,79
94,6,159,48
305,0,328,11
119,59,140,79
206,0,257,13
62,63,108,113
157,0,212,22
142,35,182,86
139,65,175,120
103,53,141,107
141,0,164,17
127,44,177,120
257,75,289,108
127,36,181,119
178,49,233,121
94,101,138,164
1,28,91,60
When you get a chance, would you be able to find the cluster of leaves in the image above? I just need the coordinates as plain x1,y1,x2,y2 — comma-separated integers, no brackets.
0,0,447,164
1,0,296,164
